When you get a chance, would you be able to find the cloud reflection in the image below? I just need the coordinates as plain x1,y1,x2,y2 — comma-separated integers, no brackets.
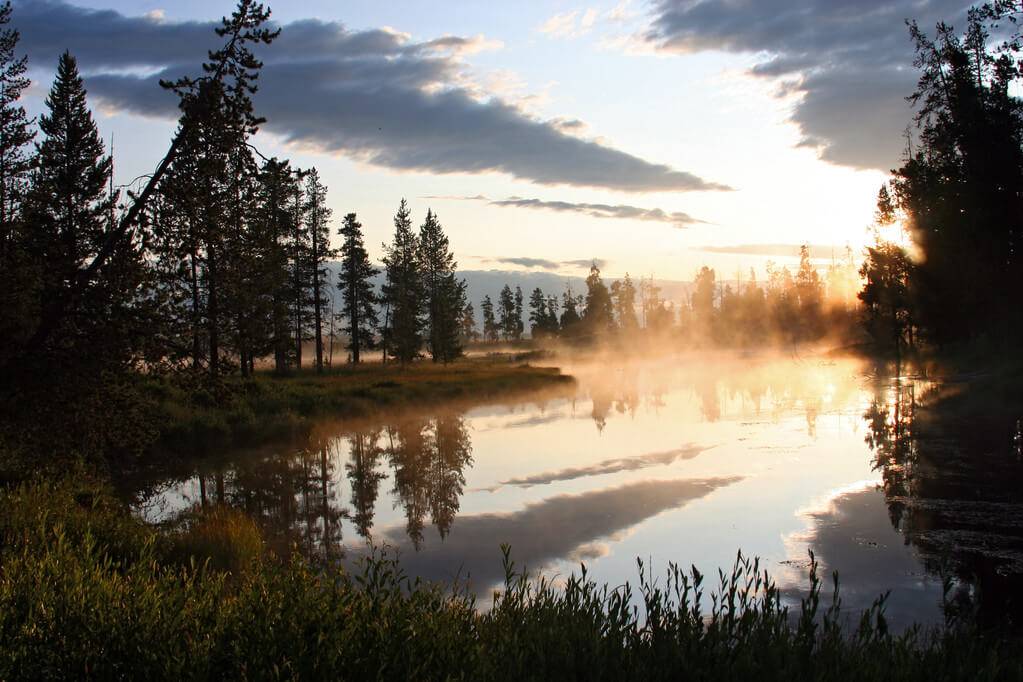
499,443,712,488
379,476,741,590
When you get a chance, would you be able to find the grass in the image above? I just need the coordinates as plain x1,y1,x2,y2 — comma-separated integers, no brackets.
1,479,1021,680
148,356,574,454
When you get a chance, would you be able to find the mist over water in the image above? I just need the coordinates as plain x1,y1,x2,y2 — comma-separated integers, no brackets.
135,348,1023,628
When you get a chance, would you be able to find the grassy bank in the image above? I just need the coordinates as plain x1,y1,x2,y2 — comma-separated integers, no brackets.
149,357,574,454
0,480,1017,680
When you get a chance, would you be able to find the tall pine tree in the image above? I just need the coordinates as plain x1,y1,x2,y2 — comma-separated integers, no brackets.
337,212,378,363
380,199,423,364
304,168,334,372
419,209,465,363
0,0,31,247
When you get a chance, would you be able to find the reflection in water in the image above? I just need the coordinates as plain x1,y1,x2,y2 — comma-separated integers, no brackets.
781,483,943,630
133,351,1023,625
376,477,742,590
498,444,712,488
346,429,385,539
861,362,1023,626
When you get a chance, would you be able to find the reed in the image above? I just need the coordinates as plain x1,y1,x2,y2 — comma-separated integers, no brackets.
0,480,1016,680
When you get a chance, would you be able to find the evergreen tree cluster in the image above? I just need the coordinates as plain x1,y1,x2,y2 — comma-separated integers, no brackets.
379,200,467,365
0,1,469,469
860,3,1023,352
476,256,855,347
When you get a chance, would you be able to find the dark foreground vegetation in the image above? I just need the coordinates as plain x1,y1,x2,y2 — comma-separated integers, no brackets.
0,479,1018,681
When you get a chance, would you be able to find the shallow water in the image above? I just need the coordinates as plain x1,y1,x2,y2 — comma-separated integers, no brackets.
135,350,1023,628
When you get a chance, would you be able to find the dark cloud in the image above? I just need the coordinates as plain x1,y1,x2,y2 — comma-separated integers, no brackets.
696,243,852,259
500,444,712,488
15,0,729,193
380,476,741,589
425,194,706,227
644,0,971,170
491,197,706,227
491,256,563,270
473,256,610,272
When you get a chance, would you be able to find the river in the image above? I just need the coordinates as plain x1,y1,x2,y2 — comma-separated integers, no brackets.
132,349,1023,629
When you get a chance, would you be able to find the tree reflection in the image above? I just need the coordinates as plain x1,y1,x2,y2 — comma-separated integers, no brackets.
386,419,432,548
428,414,473,539
346,429,385,540
384,413,474,548
864,372,917,532
863,361,1023,627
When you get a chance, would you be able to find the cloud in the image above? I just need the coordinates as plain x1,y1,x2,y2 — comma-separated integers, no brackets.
490,257,563,270
379,476,741,589
423,193,707,227
539,8,600,39
492,196,706,227
499,443,712,488
422,34,504,56
642,0,972,170
15,0,728,193
696,244,852,259
476,256,610,272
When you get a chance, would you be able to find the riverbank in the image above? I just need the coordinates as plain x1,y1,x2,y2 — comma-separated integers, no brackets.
151,356,574,454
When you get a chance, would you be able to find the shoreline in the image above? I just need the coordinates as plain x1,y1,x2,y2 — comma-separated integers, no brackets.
151,356,576,456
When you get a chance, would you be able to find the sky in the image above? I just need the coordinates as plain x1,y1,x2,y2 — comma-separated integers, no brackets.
9,0,975,281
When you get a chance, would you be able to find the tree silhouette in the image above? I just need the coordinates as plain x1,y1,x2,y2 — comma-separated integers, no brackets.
380,199,423,365
337,212,378,363
305,169,335,372
419,209,466,363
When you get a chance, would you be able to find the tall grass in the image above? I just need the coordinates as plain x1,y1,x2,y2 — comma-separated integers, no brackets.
0,480,1017,680
148,359,574,454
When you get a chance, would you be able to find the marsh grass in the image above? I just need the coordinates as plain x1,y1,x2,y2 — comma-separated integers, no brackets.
0,480,1019,680
149,358,573,454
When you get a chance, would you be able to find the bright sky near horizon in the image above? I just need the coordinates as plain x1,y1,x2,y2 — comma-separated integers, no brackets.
14,0,969,281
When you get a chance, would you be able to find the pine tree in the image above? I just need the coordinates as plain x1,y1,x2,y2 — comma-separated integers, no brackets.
289,171,309,369
419,209,465,362
545,295,560,335
249,158,298,374
481,294,498,342
337,212,378,363
30,52,114,281
0,0,33,359
220,140,261,377
560,283,581,333
459,301,477,344
612,272,638,332
582,264,614,335
304,168,334,372
380,199,423,364
11,51,149,460
528,287,547,337
514,285,525,340
795,244,824,341
0,0,31,248
498,284,517,340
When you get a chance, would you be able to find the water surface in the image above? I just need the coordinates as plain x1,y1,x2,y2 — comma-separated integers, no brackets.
135,350,1023,628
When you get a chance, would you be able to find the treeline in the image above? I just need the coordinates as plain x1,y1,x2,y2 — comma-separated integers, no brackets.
859,3,1023,356
0,1,470,469
473,248,858,347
